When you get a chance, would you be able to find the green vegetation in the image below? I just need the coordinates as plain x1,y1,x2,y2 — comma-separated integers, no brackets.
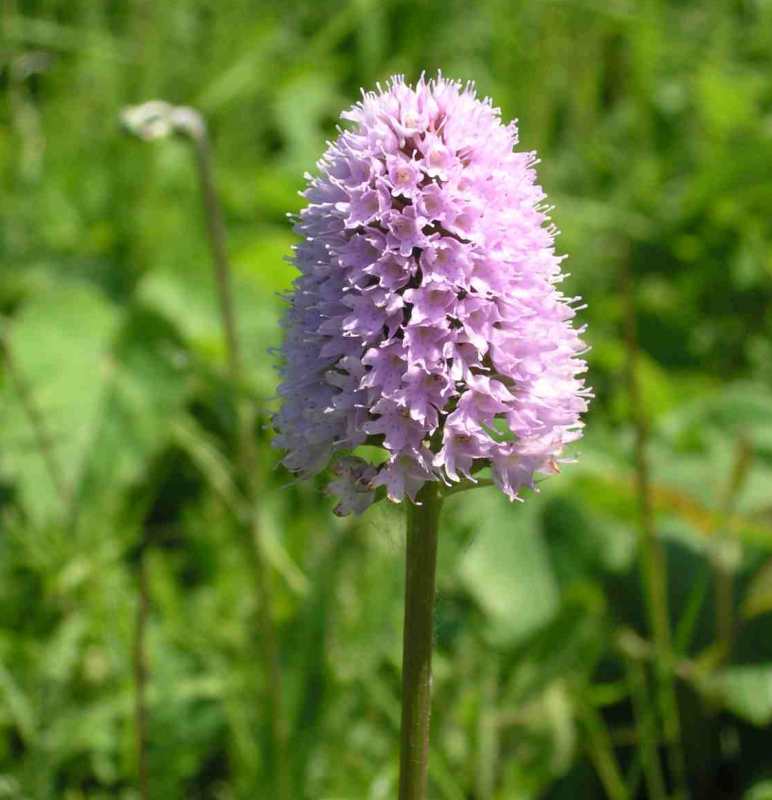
2,1,772,797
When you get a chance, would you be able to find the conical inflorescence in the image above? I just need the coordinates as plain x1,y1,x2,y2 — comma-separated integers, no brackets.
274,74,591,515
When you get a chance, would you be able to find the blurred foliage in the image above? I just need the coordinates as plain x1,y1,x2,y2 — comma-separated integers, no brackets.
1,0,772,797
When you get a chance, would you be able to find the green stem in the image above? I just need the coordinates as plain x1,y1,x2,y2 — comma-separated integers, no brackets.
713,438,752,664
399,482,442,800
187,117,290,800
622,644,666,800
132,541,150,800
621,247,686,798
121,102,289,800
580,702,629,800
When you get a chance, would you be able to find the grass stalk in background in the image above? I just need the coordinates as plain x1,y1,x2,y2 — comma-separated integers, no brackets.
121,102,289,800
620,246,687,799
399,482,442,800
713,438,752,663
620,632,667,800
186,111,290,800
579,701,629,800
132,540,150,800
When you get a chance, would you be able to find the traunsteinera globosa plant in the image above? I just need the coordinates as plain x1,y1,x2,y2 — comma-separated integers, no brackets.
274,74,590,800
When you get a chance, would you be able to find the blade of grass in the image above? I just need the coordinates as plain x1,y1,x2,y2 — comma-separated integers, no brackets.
132,540,150,800
619,631,667,800
712,438,753,664
579,701,629,800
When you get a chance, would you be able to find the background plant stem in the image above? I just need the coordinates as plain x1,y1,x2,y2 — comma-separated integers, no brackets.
713,438,752,663
185,114,290,800
580,701,629,800
122,102,289,799
399,482,442,800
621,244,687,798
133,541,150,800
623,646,667,800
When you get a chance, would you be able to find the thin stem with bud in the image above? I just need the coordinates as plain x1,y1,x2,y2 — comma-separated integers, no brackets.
122,101,289,800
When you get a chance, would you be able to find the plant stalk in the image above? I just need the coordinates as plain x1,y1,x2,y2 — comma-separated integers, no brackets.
713,438,752,664
399,482,442,800
621,246,687,799
133,543,150,800
121,101,289,799
187,114,290,800
623,647,667,800
580,702,630,800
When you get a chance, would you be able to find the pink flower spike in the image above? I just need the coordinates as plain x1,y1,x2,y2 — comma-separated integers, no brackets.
273,74,590,514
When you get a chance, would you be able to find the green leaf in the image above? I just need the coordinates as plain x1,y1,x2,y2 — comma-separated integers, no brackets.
457,496,559,646
505,584,607,703
696,66,764,137
0,284,120,523
0,661,36,742
746,780,772,800
743,559,772,620
136,234,293,395
708,665,772,726
171,413,244,517
78,309,189,506
542,493,636,584
480,419,517,444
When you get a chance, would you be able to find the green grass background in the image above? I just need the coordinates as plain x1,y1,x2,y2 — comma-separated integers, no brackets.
2,1,772,797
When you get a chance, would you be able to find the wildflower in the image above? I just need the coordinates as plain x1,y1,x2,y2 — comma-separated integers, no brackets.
274,74,590,514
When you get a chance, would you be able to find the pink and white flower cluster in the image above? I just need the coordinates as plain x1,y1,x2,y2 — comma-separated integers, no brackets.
274,74,590,515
